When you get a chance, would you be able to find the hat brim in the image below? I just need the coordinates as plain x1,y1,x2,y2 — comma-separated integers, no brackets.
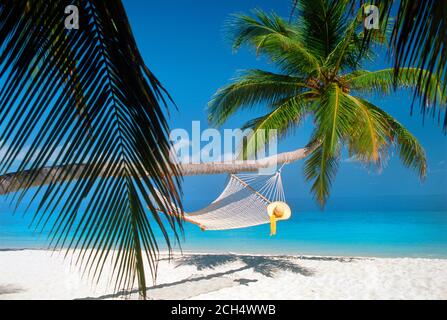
267,201,291,221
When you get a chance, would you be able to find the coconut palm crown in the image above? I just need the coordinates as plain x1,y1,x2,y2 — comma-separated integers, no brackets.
208,0,446,206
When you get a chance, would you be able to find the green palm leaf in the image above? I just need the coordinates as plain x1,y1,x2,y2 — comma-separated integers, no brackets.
323,5,386,73
358,98,427,179
374,0,447,129
315,84,357,153
0,0,182,298
294,0,350,60
345,94,390,163
304,83,356,205
347,68,447,105
240,92,315,159
208,69,307,126
304,139,339,207
228,10,321,76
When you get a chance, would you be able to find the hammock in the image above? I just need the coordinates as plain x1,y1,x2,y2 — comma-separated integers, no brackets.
155,170,291,235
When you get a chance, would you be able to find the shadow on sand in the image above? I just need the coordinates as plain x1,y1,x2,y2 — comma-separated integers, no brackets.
79,254,318,300
0,285,24,296
175,254,315,277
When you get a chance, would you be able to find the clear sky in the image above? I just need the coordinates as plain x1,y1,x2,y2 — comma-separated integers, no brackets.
120,0,447,210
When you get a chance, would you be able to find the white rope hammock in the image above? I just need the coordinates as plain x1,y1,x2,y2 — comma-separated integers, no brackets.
155,168,291,235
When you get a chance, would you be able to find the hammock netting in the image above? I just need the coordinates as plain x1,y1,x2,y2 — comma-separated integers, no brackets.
155,171,288,231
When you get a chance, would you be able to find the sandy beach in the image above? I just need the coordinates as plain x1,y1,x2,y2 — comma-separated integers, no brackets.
0,249,446,300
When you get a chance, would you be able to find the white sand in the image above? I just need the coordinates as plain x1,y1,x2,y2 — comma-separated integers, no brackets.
0,249,446,300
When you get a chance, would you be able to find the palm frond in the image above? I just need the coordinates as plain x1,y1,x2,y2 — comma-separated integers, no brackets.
349,0,447,130
0,0,182,298
208,69,307,126
304,83,356,205
227,10,321,76
324,6,380,73
344,94,390,163
388,0,447,128
347,68,447,106
315,83,357,153
293,0,351,60
360,98,427,179
239,92,315,159
303,139,339,207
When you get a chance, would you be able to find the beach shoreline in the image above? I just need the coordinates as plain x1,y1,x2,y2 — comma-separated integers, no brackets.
1,249,446,300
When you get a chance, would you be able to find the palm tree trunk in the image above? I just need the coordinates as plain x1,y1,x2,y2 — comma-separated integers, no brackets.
0,143,319,195
180,143,317,175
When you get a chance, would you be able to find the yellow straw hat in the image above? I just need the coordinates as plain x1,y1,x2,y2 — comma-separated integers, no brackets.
267,201,291,236
267,201,291,220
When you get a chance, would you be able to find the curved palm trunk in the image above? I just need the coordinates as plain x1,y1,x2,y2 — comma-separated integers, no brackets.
180,144,317,175
0,144,319,196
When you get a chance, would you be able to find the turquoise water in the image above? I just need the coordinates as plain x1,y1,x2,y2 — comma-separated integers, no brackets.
177,210,447,258
1,206,447,258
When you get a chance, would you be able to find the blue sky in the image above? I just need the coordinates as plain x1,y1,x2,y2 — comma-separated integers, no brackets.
121,0,447,210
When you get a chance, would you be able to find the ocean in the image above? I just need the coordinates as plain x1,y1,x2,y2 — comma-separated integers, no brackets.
179,210,447,258
1,197,447,258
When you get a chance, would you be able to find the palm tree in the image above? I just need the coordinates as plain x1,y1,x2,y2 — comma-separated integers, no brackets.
208,1,445,206
0,0,183,298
